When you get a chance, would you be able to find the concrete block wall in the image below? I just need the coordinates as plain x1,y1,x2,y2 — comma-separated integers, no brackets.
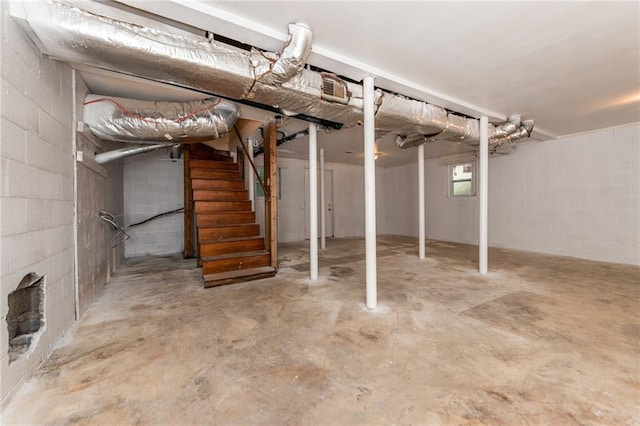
123,150,183,257
381,123,640,265
0,3,75,405
75,76,124,316
487,123,639,264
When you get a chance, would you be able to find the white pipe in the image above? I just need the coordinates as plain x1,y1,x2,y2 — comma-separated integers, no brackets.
248,139,254,209
309,123,318,280
479,116,489,274
320,148,326,250
94,143,175,164
71,69,80,320
418,143,425,260
363,75,377,309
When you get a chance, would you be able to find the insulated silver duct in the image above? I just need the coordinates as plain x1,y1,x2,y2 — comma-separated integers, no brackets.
95,143,178,164
376,92,449,136
493,114,521,139
249,23,313,89
396,134,430,150
14,1,534,150
83,95,239,143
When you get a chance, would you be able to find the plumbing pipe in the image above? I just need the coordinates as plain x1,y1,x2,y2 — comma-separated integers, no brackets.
479,116,489,274
418,143,425,260
309,123,318,280
320,148,326,250
364,76,377,309
94,142,177,164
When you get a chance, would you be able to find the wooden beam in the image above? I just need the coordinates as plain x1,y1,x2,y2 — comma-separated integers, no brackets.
183,144,195,258
263,120,278,270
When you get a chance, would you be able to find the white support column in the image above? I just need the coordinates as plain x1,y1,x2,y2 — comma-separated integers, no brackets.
320,148,326,250
418,143,425,260
248,139,255,209
479,116,489,274
363,75,377,309
309,123,319,280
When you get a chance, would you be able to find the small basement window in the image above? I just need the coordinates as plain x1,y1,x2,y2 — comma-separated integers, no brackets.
7,273,45,363
450,162,475,197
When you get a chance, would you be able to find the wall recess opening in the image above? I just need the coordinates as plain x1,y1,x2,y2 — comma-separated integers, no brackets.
7,272,45,364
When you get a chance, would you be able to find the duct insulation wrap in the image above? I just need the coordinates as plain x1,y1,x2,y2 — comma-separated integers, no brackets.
250,69,367,124
20,1,255,99
15,1,535,147
375,92,449,136
250,23,313,88
83,95,239,143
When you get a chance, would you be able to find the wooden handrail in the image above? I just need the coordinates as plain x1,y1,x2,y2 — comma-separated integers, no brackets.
233,126,269,197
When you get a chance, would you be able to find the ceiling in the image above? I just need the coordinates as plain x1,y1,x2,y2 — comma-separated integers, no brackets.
76,1,639,166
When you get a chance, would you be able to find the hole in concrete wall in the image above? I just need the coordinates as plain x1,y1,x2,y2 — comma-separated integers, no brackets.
7,273,45,364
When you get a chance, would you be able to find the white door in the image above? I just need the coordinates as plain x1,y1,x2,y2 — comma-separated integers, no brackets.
304,168,334,239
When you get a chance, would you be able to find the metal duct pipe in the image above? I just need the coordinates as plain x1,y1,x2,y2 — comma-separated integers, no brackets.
83,95,239,143
95,143,178,164
14,1,535,149
493,114,521,139
250,23,312,88
491,120,534,145
375,92,449,136
396,134,430,150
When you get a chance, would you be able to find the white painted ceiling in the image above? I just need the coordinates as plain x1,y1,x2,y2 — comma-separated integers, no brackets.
77,1,639,166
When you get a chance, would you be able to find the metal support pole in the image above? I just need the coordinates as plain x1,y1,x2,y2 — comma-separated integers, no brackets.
479,116,489,274
363,75,377,309
418,143,425,260
309,123,318,280
320,148,326,250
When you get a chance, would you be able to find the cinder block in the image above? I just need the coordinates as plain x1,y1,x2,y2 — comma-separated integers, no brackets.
1,41,25,92
38,56,60,93
45,275,65,318
25,198,52,233
25,132,54,173
0,197,27,237
1,79,39,134
51,80,73,128
38,110,71,149
50,200,72,228
0,117,26,162
1,158,45,198
1,231,46,275
25,69,52,114
3,12,40,69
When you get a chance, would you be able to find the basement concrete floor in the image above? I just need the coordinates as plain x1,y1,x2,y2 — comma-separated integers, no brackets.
3,236,639,425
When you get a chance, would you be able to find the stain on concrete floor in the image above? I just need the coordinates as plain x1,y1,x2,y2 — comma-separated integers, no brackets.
2,236,639,425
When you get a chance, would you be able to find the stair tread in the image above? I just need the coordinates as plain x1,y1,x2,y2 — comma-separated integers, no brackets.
198,223,257,229
203,267,276,288
200,235,263,243
202,250,269,262
190,160,237,165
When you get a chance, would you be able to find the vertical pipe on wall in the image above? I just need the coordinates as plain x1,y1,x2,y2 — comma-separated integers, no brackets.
363,75,377,309
248,138,255,209
479,116,489,274
418,143,425,260
71,69,80,320
309,123,319,280
320,148,326,250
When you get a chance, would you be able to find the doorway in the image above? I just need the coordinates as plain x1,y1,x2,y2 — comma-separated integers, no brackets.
304,168,334,240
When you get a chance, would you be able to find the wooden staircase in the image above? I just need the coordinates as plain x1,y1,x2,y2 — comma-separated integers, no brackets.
187,144,276,287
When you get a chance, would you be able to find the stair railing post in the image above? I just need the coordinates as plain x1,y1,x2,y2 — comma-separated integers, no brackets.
263,120,278,270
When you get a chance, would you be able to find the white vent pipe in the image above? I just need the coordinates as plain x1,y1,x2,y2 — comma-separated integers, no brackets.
95,143,178,164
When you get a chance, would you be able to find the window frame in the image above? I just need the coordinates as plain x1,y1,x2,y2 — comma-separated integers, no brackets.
449,161,476,197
